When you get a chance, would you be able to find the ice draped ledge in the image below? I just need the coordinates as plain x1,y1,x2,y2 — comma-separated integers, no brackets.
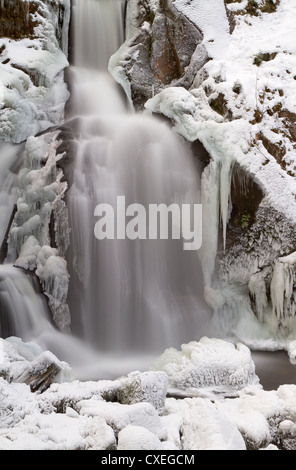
1,335,296,450
0,0,70,143
144,0,296,346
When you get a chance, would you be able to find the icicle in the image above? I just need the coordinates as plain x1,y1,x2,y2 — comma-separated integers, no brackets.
248,271,268,323
270,252,296,327
220,158,234,250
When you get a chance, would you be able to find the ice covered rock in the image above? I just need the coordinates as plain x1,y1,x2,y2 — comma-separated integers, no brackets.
15,351,65,393
151,337,260,397
0,0,70,143
0,337,71,389
179,397,246,450
117,425,164,450
8,132,71,332
215,399,271,450
270,252,296,330
38,379,121,414
117,371,168,414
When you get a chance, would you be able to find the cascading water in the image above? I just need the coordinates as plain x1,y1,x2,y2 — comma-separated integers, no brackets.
66,0,209,353
0,0,210,379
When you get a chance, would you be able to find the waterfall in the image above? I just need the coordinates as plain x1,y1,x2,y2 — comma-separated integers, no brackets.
66,0,209,353
0,0,210,378
0,265,51,339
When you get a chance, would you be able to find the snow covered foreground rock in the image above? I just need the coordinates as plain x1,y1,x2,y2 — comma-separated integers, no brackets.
1,336,296,450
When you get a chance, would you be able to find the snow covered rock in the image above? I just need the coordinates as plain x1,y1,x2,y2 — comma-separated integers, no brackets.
0,337,71,390
38,379,121,414
77,400,167,440
178,397,246,450
117,425,164,450
215,398,271,450
151,337,260,397
117,370,168,414
0,411,115,450
0,0,70,143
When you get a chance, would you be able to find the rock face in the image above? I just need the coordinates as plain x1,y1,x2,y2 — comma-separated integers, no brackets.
111,0,207,109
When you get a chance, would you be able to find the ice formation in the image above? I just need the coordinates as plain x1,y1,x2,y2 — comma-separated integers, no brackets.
7,132,71,331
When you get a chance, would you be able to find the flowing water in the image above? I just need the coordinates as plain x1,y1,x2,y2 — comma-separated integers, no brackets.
65,0,209,353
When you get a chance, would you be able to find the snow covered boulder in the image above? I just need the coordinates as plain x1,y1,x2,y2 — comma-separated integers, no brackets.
0,337,71,390
179,397,246,450
151,337,260,398
77,400,167,440
117,425,164,450
117,371,168,415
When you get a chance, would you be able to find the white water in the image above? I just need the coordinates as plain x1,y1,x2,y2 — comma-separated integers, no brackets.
66,0,209,353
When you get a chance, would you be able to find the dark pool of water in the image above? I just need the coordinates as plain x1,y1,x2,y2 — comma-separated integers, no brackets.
252,351,296,391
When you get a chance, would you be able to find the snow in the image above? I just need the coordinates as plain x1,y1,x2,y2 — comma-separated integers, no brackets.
2,336,296,450
0,0,70,143
117,425,164,450
172,0,230,59
78,400,167,440
0,337,71,385
179,397,246,450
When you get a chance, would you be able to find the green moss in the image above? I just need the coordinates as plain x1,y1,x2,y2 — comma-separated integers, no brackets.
234,212,252,229
144,9,155,24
